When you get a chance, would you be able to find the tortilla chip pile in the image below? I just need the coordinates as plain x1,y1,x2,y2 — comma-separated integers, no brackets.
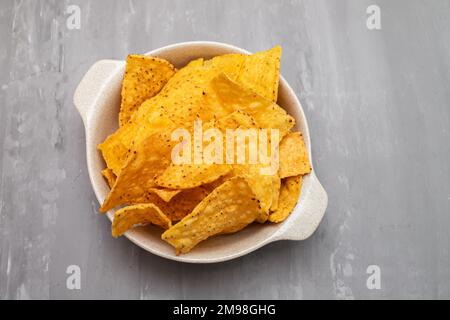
98,46,311,254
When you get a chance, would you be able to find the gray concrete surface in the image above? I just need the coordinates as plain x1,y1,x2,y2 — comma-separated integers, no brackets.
0,0,449,299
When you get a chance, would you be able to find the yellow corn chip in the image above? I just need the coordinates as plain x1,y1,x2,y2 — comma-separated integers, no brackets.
148,188,181,202
98,110,174,176
112,203,172,237
101,168,116,188
100,128,176,212
236,45,281,102
279,132,311,178
119,55,176,126
162,177,261,254
269,175,302,223
209,73,295,137
97,127,135,176
159,186,211,222
232,164,273,222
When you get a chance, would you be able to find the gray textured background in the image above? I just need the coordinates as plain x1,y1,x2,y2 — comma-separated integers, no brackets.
0,0,449,300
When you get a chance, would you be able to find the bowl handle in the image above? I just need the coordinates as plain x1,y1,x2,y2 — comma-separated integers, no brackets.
274,171,328,241
73,59,124,125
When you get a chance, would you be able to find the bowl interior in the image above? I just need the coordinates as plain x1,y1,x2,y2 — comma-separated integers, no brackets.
86,42,312,263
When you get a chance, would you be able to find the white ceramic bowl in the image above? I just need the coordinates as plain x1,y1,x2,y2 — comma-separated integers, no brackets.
74,41,327,263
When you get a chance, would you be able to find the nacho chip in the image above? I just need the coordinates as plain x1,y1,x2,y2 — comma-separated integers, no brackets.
149,188,181,202
279,132,311,178
98,127,135,176
269,175,302,223
232,164,273,222
209,73,295,137
98,110,174,176
162,177,261,254
119,55,176,126
100,128,176,212
101,168,116,188
112,203,171,237
159,186,211,221
236,45,281,102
